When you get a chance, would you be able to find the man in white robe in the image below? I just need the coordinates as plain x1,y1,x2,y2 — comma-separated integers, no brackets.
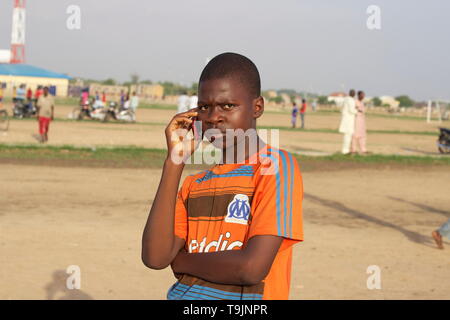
338,89,357,154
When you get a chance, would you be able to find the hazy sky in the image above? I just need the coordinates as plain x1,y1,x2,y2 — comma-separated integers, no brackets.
0,0,449,100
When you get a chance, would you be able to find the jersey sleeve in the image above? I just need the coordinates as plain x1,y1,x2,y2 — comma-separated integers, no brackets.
174,175,193,241
248,149,304,248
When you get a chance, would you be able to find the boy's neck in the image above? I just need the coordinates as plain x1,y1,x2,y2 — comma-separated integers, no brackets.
220,135,266,165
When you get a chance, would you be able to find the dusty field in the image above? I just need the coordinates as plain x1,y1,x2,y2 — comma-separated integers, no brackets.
1,163,449,300
0,105,447,156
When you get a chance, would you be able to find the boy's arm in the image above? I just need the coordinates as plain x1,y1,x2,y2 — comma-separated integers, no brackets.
171,235,283,286
141,110,199,270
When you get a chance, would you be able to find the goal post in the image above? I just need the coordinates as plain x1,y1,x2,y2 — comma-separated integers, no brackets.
427,100,449,123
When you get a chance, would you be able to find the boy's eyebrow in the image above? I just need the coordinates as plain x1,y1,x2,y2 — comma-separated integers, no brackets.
198,98,239,105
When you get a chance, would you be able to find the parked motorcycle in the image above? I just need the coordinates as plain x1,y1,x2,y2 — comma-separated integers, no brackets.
13,100,36,119
437,127,450,154
102,102,135,123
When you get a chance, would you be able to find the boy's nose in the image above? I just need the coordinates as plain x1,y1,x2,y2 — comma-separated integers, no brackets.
205,106,224,126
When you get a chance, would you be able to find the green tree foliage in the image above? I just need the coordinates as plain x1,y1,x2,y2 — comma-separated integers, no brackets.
372,97,382,106
269,96,283,104
395,95,415,107
317,95,328,104
101,78,116,85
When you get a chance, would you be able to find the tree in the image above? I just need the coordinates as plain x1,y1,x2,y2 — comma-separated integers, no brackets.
269,96,283,104
372,97,382,106
395,95,415,107
130,73,140,85
317,95,328,105
101,78,116,85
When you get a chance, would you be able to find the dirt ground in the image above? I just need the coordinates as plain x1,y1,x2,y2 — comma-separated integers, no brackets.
1,163,449,300
0,105,446,156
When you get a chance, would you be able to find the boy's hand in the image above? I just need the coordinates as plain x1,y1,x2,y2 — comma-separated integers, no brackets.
165,110,201,164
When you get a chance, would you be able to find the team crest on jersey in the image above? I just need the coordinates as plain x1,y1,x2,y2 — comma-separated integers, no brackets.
225,194,251,225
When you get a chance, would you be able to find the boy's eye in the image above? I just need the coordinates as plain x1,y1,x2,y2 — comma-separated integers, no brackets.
222,104,235,110
198,105,208,111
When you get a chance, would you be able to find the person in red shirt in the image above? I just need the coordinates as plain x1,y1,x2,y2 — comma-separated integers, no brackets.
34,86,43,103
300,99,307,129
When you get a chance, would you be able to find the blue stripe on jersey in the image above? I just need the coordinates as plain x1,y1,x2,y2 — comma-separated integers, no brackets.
287,152,295,238
269,149,294,237
195,165,254,183
260,152,281,236
167,282,262,300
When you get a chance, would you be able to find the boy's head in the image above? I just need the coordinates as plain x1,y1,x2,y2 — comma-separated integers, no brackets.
349,89,355,97
197,52,264,149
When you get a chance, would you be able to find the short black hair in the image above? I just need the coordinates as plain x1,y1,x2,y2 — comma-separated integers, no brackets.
199,52,261,98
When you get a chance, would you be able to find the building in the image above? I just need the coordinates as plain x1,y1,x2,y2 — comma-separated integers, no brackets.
379,96,400,109
88,83,129,102
130,84,164,101
328,92,347,105
0,64,71,97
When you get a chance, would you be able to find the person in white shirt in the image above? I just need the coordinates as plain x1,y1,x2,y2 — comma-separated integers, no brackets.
177,92,189,114
189,92,198,110
130,92,139,121
338,89,357,154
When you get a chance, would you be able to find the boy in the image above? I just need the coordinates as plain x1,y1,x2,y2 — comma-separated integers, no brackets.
300,98,307,129
142,53,304,300
36,87,54,143
291,102,299,128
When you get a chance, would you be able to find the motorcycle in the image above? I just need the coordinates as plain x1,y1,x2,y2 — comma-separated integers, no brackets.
437,128,450,154
13,99,36,118
102,102,135,123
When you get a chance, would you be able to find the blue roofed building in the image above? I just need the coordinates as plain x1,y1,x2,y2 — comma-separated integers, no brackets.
0,64,71,97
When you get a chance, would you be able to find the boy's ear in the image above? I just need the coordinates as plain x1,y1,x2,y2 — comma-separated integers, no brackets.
253,96,264,119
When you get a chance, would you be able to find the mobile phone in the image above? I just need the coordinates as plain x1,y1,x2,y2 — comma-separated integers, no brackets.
191,117,202,140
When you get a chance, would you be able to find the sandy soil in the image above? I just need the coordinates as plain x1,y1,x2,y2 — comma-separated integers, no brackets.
1,164,449,300
0,105,446,156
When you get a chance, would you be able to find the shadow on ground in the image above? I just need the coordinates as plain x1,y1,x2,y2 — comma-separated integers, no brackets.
304,193,433,247
45,270,93,300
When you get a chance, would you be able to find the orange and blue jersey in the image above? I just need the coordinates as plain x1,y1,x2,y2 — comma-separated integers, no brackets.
169,144,304,300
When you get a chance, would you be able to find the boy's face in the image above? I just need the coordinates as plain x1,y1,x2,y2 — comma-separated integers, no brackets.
197,77,263,149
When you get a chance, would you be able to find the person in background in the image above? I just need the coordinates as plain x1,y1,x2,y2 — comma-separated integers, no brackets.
177,91,189,114
291,102,299,128
351,90,368,154
0,83,4,109
36,87,55,143
130,91,139,121
311,99,317,112
102,91,107,104
338,89,357,155
12,86,17,103
95,91,100,101
34,85,43,104
16,84,26,102
189,92,198,110
120,90,126,109
432,219,450,249
300,98,307,129
80,89,89,106
26,87,33,112
123,93,131,111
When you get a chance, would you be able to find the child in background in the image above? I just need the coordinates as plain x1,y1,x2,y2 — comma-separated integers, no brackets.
291,102,299,128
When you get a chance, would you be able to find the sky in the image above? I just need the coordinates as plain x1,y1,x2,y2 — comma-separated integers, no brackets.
0,0,449,101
